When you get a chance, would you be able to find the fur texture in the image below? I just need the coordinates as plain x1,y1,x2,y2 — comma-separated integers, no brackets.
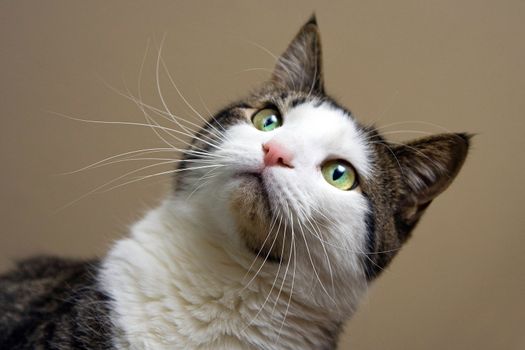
0,257,113,349
0,15,470,349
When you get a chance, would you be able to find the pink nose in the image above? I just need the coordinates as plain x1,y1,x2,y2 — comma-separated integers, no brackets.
263,141,294,168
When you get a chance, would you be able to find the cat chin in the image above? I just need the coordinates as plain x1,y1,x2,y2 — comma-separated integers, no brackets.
229,172,284,262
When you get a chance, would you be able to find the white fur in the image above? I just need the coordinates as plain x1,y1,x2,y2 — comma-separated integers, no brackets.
101,102,373,349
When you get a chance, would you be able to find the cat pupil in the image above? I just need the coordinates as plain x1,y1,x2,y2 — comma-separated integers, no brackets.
333,166,345,181
264,116,275,127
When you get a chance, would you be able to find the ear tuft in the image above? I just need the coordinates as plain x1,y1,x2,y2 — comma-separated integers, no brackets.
271,15,324,95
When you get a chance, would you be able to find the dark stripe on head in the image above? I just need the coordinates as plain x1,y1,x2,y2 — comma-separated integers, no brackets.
362,195,379,280
290,97,307,108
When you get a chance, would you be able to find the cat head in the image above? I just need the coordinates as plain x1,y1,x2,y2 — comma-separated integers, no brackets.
174,15,469,308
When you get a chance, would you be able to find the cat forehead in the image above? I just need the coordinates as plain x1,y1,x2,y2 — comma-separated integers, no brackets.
282,101,373,177
286,101,353,129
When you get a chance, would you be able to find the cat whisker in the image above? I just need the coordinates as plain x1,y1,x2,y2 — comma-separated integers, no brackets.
103,77,217,145
241,213,281,292
184,176,215,200
130,84,225,149
278,58,298,91
306,60,319,99
306,205,399,281
155,35,197,140
364,129,434,141
372,120,452,134
98,69,203,140
88,78,224,153
243,212,285,330
131,37,192,152
277,194,335,295
244,38,300,92
271,210,293,317
146,38,227,152
237,67,273,74
197,92,227,133
307,205,390,255
371,139,451,182
296,204,336,299
97,164,225,195
157,37,230,145
185,167,222,200
134,90,225,152
373,89,400,121
128,78,191,152
56,161,222,212
66,157,219,175
275,211,297,344
55,160,181,212
377,139,447,167
243,39,279,60
136,42,226,143
294,208,336,305
374,141,405,178
49,110,224,154
58,147,177,175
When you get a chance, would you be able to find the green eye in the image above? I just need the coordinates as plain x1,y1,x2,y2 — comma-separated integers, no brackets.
321,160,358,191
252,108,282,132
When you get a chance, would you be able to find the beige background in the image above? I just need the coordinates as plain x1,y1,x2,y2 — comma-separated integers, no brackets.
1,1,524,349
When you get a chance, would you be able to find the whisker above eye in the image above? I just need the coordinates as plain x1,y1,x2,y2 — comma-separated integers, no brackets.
363,130,434,142
243,39,279,61
197,92,227,134
102,77,213,141
157,37,231,144
155,35,199,140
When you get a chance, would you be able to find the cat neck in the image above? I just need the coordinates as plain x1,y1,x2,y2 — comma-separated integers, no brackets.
100,198,345,349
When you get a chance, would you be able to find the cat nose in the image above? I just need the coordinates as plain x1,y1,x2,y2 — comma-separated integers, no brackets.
262,141,294,168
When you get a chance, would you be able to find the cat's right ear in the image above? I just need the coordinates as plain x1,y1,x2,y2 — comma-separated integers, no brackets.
393,133,471,239
271,15,325,95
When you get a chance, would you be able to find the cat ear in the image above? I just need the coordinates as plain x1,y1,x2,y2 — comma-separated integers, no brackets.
393,133,471,233
271,15,324,94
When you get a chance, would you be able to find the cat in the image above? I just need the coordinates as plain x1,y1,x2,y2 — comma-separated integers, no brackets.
0,15,470,350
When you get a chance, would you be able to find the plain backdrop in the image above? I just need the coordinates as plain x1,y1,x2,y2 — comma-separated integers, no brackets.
1,1,524,349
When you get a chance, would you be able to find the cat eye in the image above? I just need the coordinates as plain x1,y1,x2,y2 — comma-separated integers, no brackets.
321,160,358,191
252,108,282,132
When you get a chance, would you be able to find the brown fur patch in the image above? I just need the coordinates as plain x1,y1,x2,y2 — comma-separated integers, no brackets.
229,174,283,261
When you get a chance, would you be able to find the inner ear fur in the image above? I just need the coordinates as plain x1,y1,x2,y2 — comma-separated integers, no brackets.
271,15,324,95
393,133,471,226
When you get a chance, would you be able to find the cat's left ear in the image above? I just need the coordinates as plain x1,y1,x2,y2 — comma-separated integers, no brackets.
393,133,471,237
271,15,324,94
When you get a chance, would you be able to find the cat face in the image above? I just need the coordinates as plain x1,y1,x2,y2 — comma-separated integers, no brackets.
175,16,469,294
